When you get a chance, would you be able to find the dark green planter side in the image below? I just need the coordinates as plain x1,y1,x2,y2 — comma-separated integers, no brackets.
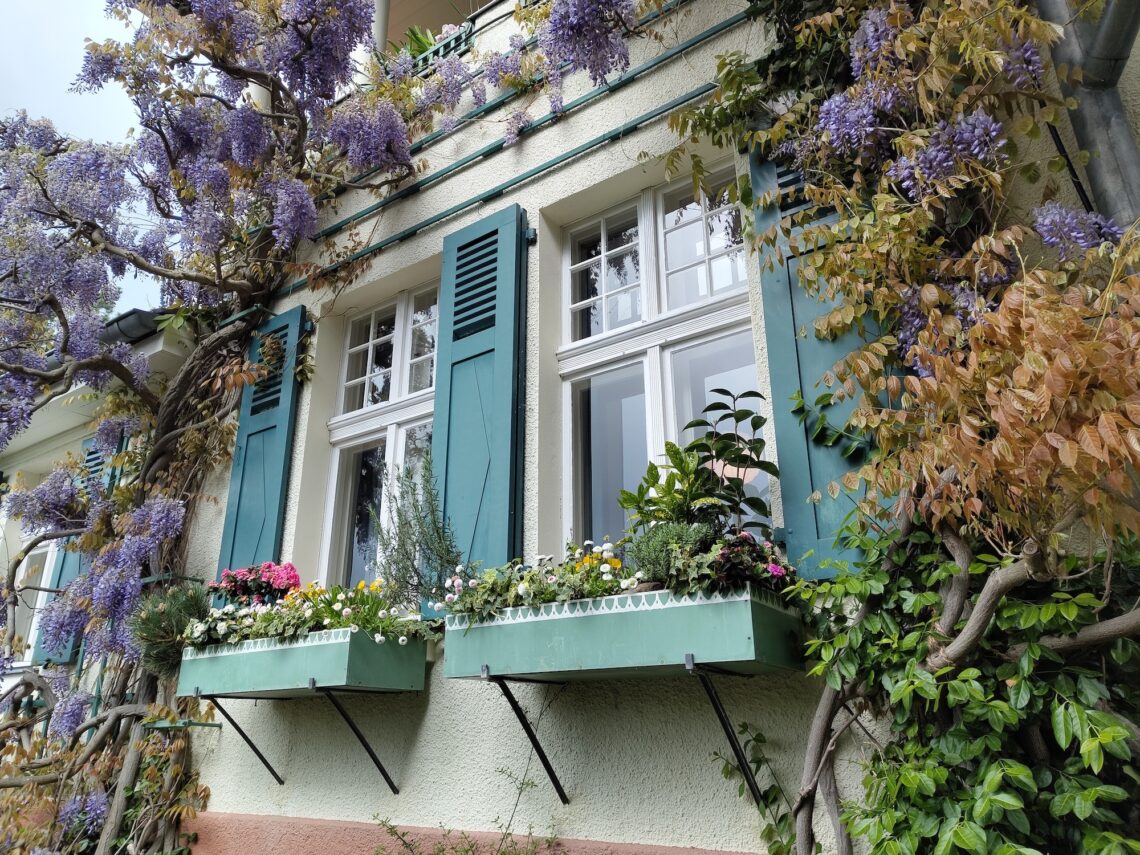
443,586,803,681
176,628,426,699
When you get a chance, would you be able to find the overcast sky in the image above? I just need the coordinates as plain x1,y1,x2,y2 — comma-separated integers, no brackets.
0,2,161,312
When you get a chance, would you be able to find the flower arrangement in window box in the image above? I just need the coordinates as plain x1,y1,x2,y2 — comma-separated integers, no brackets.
442,391,804,680
174,579,432,699
209,560,301,605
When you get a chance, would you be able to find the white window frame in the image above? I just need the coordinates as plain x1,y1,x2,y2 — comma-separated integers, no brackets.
10,538,59,668
319,283,439,586
556,163,758,543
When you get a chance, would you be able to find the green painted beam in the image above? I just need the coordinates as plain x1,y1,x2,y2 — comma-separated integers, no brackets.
443,586,803,681
175,628,426,699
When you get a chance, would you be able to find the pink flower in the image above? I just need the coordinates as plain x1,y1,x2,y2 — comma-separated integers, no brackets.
445,593,456,603
547,575,557,584
767,563,786,578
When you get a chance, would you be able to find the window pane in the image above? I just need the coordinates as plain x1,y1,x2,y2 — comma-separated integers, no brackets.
348,316,372,348
707,206,743,253
666,264,708,308
403,423,433,472
571,302,602,341
605,209,639,249
605,248,640,292
572,263,601,304
409,356,434,393
663,185,701,228
606,287,641,329
704,170,736,210
345,441,386,587
410,323,436,360
710,250,747,294
372,340,394,372
572,364,647,543
346,348,368,384
344,381,365,412
664,220,705,270
571,225,602,265
412,291,438,325
368,370,392,405
13,552,47,658
374,312,396,340
670,331,769,521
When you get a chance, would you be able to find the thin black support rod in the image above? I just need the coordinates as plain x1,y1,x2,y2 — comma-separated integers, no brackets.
487,673,570,805
322,690,399,795
209,697,285,786
686,655,764,809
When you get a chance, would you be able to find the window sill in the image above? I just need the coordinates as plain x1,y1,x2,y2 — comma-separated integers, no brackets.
327,389,436,447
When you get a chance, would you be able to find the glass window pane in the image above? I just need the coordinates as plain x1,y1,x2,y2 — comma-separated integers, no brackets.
605,209,639,249
707,206,743,253
572,364,647,543
345,441,386,588
571,225,602,265
368,370,392,405
13,552,47,658
374,311,396,340
410,323,436,360
412,291,438,325
606,287,641,330
710,250,747,294
670,331,769,522
403,423,433,473
344,381,365,412
703,170,737,210
348,316,372,348
572,263,601,304
409,356,434,393
346,348,369,384
605,248,640,292
663,185,701,229
571,302,602,341
371,340,394,372
664,219,705,270
666,264,708,308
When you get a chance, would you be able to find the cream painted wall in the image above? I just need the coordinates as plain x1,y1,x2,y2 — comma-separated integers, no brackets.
183,2,865,852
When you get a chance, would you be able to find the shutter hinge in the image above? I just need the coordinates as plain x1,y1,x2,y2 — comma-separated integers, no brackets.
524,227,537,245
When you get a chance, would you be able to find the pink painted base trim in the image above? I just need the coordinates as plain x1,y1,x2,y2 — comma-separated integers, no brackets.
188,812,752,855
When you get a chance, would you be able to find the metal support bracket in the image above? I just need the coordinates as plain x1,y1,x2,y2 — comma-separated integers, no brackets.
208,697,285,786
322,689,399,794
685,654,763,808
482,665,570,805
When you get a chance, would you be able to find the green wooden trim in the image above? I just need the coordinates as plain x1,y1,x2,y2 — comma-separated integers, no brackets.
174,629,426,699
215,306,306,578
443,586,803,680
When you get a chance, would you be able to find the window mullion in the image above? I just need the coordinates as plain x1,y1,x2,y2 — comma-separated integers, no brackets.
643,188,661,320
645,345,666,462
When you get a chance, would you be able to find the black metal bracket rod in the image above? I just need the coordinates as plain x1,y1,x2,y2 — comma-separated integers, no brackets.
208,697,285,786
322,689,399,795
685,654,763,809
483,668,570,805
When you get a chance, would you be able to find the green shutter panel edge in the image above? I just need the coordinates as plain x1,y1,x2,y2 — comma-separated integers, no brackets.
751,150,862,579
31,436,108,666
431,205,528,582
215,305,307,580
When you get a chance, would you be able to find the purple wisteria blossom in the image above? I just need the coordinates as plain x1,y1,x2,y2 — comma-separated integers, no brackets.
4,469,81,535
953,110,1006,164
817,91,878,155
59,790,109,838
486,35,526,88
1032,201,1124,259
1004,36,1045,91
269,177,318,248
504,109,531,146
849,7,905,80
540,0,635,86
327,102,411,173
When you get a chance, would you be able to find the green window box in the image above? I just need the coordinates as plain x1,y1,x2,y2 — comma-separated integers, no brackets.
443,585,802,681
176,628,426,699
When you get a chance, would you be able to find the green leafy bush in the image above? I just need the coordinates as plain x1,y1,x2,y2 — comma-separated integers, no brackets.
130,583,211,680
626,521,717,583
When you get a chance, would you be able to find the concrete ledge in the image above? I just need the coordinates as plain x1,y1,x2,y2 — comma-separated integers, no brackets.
188,812,754,855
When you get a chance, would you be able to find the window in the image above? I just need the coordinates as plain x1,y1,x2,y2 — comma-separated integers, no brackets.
11,544,53,665
327,286,439,586
559,164,763,542
661,168,746,309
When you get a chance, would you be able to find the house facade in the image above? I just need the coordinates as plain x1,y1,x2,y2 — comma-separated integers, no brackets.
5,0,1140,853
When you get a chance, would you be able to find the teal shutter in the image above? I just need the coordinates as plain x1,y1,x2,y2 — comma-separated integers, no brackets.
431,205,528,573
216,306,307,577
31,437,107,665
753,154,862,579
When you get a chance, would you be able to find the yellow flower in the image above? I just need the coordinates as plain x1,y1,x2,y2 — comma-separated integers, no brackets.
357,580,366,590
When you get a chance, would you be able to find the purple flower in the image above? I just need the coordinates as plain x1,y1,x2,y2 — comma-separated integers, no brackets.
4,468,81,535
504,109,531,146
1004,37,1044,91
225,105,270,168
269,177,318,249
390,50,415,81
767,563,786,578
327,102,411,173
1032,201,1124,259
539,0,635,86
127,497,186,542
849,7,903,80
953,110,1006,165
817,91,878,155
48,688,91,739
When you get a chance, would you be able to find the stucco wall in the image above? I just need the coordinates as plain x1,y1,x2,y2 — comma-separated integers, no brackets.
182,2,861,852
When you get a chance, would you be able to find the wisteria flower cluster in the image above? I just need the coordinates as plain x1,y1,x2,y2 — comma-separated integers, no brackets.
1031,200,1126,260
209,560,301,605
184,580,433,648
